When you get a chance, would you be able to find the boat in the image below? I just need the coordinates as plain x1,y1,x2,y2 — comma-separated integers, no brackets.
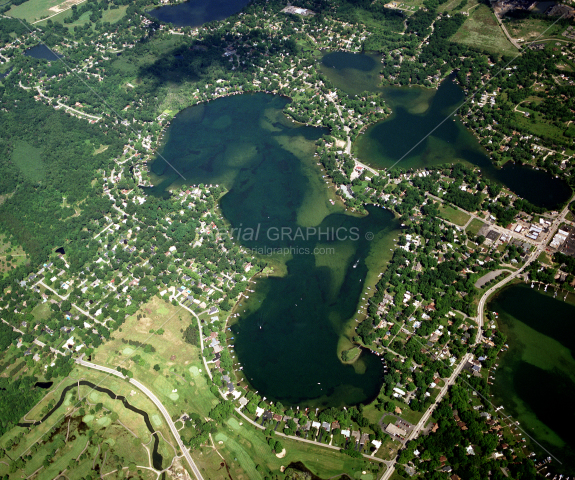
353,259,359,268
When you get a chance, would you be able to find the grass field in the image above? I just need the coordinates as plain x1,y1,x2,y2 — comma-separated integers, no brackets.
0,366,178,480
193,414,384,480
513,111,572,145
504,16,566,42
93,295,219,419
6,0,83,23
37,7,89,27
466,218,485,237
0,233,27,276
375,435,402,461
451,4,518,56
438,204,471,226
37,4,128,29
11,140,45,182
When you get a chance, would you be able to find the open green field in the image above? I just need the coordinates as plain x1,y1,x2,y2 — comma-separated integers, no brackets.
362,396,423,426
93,295,219,419
100,5,128,23
37,7,89,27
439,0,471,13
513,111,573,145
6,0,84,23
0,366,178,480
193,414,385,480
504,16,567,42
466,218,485,236
438,204,471,226
11,140,45,182
0,233,27,276
451,4,518,56
374,435,402,461
37,4,128,29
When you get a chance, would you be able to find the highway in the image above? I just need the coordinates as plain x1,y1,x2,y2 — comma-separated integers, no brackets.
76,357,204,480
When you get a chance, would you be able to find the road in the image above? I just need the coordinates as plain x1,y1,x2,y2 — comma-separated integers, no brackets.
380,353,472,480
425,192,544,247
177,301,213,380
476,192,574,343
493,11,522,50
30,0,88,24
0,318,65,356
380,195,575,480
76,357,205,480
233,406,391,467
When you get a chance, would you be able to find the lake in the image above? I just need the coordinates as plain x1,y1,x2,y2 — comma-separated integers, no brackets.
320,51,571,209
148,93,399,407
149,0,251,27
24,44,63,61
489,283,575,471
319,51,383,97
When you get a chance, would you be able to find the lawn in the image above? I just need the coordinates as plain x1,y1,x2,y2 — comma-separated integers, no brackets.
438,204,471,226
451,4,518,56
466,218,485,237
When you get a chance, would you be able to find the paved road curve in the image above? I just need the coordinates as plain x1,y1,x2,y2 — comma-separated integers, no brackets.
76,357,204,480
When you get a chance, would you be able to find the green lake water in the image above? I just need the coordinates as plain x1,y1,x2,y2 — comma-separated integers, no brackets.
489,283,575,470
149,93,399,406
320,51,571,209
